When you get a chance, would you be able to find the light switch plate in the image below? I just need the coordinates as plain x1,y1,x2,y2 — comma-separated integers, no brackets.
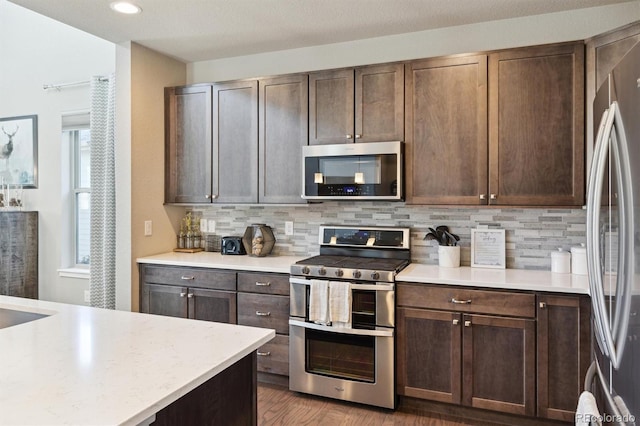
200,219,207,233
208,220,216,233
285,221,294,236
144,220,152,236
84,290,90,303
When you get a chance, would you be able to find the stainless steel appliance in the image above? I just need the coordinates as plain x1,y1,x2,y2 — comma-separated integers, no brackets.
584,41,639,425
289,225,410,409
302,141,403,200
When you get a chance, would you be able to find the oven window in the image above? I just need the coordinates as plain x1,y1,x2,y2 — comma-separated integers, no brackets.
305,329,375,383
352,290,375,327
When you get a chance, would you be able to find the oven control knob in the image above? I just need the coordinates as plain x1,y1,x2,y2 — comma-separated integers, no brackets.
352,270,361,279
318,267,327,276
370,271,380,280
335,269,344,278
302,266,310,275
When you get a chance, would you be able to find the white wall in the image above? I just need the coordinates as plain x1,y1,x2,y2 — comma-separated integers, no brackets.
0,0,115,304
189,1,640,82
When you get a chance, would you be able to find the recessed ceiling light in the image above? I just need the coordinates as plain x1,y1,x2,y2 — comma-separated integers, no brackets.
110,2,142,14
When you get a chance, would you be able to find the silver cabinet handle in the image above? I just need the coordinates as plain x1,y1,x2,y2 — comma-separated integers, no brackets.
490,194,497,200
180,292,187,297
211,194,218,200
479,194,486,200
257,351,271,356
539,302,546,309
181,275,195,280
450,298,471,304
187,293,194,298
452,319,459,325
464,320,471,327
345,134,353,139
205,194,211,199
255,282,271,287
256,311,271,316
355,134,361,139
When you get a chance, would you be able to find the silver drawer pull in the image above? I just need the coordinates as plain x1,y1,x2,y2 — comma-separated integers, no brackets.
256,311,271,316
181,275,195,281
257,351,271,356
450,298,472,304
255,282,271,287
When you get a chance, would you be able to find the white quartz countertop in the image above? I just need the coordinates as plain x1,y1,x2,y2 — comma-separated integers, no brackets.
137,251,306,274
397,264,590,294
0,296,274,426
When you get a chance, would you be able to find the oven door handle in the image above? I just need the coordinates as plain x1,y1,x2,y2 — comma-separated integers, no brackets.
289,319,394,337
289,277,394,292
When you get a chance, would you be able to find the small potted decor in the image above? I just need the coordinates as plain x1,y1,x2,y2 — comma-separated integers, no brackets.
424,225,461,268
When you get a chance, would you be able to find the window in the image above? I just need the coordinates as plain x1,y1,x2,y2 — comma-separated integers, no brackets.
62,112,91,267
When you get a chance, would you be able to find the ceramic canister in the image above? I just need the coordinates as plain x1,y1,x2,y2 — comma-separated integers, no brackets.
551,248,571,274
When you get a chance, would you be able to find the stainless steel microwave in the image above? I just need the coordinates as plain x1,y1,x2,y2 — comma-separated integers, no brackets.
302,141,403,200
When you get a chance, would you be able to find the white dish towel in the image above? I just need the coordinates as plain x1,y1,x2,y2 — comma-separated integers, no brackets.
329,281,351,327
309,280,329,325
575,391,602,426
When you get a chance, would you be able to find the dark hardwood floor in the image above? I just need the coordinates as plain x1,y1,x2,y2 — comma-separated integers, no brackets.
257,383,499,426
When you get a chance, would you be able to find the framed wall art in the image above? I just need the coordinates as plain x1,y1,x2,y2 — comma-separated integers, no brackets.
0,114,38,188
471,228,506,269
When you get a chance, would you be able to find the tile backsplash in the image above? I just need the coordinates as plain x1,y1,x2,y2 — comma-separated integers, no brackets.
192,202,586,270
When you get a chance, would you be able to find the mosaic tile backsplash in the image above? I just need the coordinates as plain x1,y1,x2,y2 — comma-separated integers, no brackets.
192,202,586,270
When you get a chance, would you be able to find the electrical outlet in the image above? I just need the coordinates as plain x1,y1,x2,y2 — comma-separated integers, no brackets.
144,220,152,236
285,221,294,236
208,220,216,233
84,290,90,303
200,219,208,233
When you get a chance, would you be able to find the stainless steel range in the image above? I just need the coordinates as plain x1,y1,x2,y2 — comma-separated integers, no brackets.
289,225,410,409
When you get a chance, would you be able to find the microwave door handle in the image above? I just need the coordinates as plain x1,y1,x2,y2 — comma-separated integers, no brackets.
587,106,614,360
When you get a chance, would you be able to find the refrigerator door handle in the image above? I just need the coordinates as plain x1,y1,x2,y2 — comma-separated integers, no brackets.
587,107,614,358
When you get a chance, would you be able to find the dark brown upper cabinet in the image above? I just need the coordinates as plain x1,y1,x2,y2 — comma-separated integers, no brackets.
488,41,585,206
258,74,308,204
165,84,213,204
309,63,404,144
405,55,488,205
212,80,259,204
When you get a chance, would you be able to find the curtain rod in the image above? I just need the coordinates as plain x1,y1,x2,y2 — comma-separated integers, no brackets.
43,76,109,91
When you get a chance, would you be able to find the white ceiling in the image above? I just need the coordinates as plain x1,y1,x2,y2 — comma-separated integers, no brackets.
7,0,638,63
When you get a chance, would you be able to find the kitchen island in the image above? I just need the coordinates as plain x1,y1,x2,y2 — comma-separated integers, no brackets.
0,295,273,425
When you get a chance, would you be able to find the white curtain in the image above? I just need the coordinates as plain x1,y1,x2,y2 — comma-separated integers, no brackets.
89,74,116,309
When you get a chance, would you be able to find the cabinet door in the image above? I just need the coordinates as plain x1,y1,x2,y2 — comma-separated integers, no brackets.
188,288,237,324
397,307,462,404
537,294,591,422
143,284,188,318
258,74,308,203
355,63,404,142
462,314,535,416
405,55,488,205
165,85,213,204
309,69,354,145
488,42,584,206
212,80,258,203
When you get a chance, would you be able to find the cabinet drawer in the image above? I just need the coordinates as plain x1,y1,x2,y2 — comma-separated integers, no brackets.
142,265,236,291
397,283,535,318
237,272,289,295
256,334,289,376
237,293,289,334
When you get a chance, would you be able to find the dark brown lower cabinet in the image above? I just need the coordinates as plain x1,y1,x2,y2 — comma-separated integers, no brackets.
143,283,237,324
536,294,591,422
397,307,535,416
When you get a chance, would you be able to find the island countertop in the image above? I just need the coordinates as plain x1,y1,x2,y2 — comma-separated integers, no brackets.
0,295,274,426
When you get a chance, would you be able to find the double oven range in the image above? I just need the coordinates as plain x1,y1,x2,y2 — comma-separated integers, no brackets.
289,225,410,409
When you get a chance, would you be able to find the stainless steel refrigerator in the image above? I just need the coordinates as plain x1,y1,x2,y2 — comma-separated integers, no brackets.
586,40,640,425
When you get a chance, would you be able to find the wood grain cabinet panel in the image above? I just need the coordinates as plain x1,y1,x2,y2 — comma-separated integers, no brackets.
237,293,289,335
164,85,213,204
212,80,259,203
256,334,289,375
237,272,290,295
0,212,38,299
405,55,488,205
258,74,308,204
536,294,591,422
309,64,403,144
488,42,585,206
